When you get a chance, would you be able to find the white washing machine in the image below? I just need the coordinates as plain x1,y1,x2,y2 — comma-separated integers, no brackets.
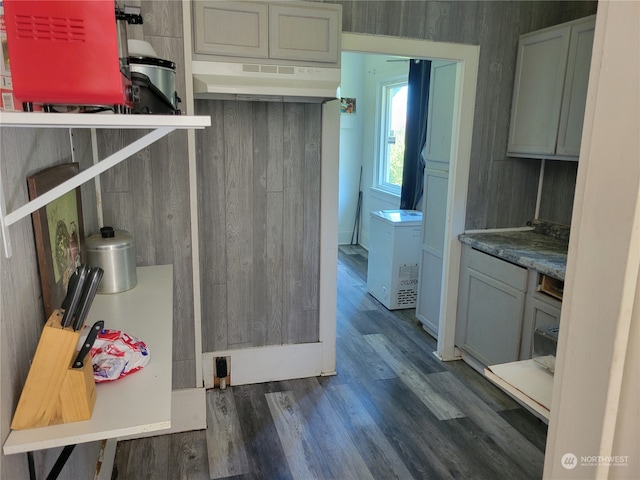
367,210,423,310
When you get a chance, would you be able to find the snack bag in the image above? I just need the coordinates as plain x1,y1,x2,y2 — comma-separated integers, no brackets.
90,329,150,382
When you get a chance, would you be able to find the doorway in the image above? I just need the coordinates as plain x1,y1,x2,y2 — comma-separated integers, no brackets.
338,51,410,248
333,33,480,360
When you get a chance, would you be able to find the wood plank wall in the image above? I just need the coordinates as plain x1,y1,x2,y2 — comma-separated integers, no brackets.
195,101,321,352
95,1,198,389
330,0,597,229
0,128,101,479
539,161,578,225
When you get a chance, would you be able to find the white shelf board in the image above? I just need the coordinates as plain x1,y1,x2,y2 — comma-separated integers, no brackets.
0,112,210,258
0,111,210,129
3,265,174,455
484,359,553,422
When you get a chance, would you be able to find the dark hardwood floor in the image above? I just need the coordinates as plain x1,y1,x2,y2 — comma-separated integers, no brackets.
113,245,547,479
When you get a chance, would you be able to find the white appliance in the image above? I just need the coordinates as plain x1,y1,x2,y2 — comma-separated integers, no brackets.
192,60,340,102
367,210,423,310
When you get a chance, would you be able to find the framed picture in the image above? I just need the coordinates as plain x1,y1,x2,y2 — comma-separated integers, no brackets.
340,97,356,115
27,163,84,317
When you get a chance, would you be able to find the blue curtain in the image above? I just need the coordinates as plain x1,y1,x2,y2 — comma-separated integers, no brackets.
400,59,431,210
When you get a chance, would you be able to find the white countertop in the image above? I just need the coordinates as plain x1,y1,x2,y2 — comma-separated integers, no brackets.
4,265,173,454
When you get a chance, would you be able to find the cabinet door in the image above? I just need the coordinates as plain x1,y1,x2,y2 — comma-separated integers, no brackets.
456,247,527,366
507,25,571,157
193,1,269,58
556,18,595,157
416,170,447,336
268,3,340,63
416,61,456,337
520,294,561,360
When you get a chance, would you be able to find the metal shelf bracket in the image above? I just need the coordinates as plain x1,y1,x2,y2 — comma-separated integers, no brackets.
1,126,174,258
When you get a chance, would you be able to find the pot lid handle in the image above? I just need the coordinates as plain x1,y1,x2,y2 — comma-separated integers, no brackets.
100,226,116,238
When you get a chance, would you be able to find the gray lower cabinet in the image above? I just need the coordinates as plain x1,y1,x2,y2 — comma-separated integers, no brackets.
456,246,528,366
457,244,564,368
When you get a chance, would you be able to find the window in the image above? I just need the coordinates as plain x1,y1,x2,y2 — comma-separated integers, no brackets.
376,80,408,195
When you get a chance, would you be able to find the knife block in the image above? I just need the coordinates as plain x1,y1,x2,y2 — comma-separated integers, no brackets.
11,310,97,430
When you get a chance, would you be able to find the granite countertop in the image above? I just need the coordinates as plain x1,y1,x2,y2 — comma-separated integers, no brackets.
459,226,569,280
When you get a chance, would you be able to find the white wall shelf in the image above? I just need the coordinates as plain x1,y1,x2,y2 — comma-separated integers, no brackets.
0,112,211,258
0,112,210,129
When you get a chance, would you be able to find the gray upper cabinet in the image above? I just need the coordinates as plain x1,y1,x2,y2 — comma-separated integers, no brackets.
268,3,340,63
507,15,595,160
555,19,595,157
193,1,341,65
193,2,269,58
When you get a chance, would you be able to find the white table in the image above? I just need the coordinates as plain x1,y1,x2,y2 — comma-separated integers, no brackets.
4,265,173,456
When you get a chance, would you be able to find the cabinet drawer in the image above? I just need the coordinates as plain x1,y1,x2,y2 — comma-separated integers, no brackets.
466,247,528,292
538,274,564,300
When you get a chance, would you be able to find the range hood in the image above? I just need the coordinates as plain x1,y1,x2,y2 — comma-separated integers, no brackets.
192,60,340,103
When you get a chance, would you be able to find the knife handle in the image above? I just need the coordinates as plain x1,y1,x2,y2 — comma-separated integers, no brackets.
61,267,79,312
72,320,104,369
62,264,89,328
73,267,104,331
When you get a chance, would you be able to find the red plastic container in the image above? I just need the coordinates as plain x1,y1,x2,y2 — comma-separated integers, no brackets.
2,0,132,108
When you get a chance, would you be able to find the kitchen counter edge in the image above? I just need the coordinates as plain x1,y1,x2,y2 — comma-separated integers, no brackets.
458,230,568,280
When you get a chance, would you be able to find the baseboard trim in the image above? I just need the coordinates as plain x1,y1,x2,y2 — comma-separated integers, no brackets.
436,346,463,362
202,343,325,388
459,350,487,374
417,316,438,340
338,230,356,245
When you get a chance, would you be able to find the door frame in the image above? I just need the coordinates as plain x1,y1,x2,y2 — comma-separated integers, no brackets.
339,33,479,360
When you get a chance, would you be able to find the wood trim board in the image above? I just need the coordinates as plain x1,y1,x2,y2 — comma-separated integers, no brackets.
202,343,326,388
485,359,553,423
340,33,480,362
